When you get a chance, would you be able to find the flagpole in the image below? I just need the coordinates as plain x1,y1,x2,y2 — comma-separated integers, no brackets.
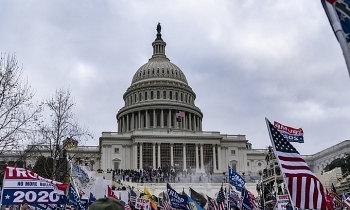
265,118,296,210
323,0,350,78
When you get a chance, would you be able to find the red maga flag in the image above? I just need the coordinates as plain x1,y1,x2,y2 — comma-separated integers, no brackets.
266,119,326,209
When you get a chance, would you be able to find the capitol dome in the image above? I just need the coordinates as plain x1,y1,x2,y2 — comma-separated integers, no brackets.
116,23,203,133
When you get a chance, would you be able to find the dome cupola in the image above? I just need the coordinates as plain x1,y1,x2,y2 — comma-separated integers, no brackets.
117,23,203,134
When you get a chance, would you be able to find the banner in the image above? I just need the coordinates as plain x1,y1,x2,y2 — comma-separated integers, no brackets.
274,121,304,143
276,195,290,210
228,166,245,191
135,198,151,210
166,183,188,210
1,165,68,205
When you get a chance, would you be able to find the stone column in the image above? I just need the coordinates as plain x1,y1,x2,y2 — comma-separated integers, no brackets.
183,143,187,170
153,109,156,128
213,145,217,172
158,143,161,168
170,143,174,166
200,144,204,171
195,144,199,172
139,143,143,169
168,110,171,128
138,111,141,129
118,119,121,132
133,143,137,169
217,145,222,171
161,109,164,128
146,110,149,128
189,113,192,130
193,116,196,132
152,143,156,168
131,112,134,130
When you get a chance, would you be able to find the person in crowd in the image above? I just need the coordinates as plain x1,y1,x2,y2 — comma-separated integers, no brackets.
20,200,28,210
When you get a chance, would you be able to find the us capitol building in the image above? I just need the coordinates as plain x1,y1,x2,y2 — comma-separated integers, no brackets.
99,24,267,176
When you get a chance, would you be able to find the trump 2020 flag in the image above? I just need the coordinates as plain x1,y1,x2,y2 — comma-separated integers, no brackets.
274,121,304,143
68,183,86,210
265,118,326,209
228,166,245,191
166,183,188,210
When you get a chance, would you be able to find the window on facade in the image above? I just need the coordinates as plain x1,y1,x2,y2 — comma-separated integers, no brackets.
157,91,160,99
151,91,154,99
156,110,161,127
134,94,136,102
181,93,183,101
185,94,187,103
258,162,262,167
231,150,236,155
150,111,153,127
175,92,178,100
163,91,166,99
247,162,249,166
164,111,168,127
139,93,142,101
145,92,148,100
114,148,120,154
130,96,133,104
170,91,172,100
142,143,153,169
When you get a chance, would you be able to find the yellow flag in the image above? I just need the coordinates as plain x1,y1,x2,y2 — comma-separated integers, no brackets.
143,186,157,210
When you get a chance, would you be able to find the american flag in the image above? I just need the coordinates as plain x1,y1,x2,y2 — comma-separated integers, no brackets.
207,195,218,210
176,110,185,117
331,183,342,208
266,119,326,209
342,192,350,209
130,189,137,207
215,186,226,210
161,192,173,210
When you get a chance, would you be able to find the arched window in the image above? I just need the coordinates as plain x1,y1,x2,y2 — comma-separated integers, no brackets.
175,92,178,100
139,93,142,101
163,91,166,99
157,91,160,99
151,91,154,99
170,91,173,100
145,92,148,100
180,93,183,101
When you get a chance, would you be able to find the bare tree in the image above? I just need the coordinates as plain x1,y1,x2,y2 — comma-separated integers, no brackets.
0,53,42,155
36,88,93,180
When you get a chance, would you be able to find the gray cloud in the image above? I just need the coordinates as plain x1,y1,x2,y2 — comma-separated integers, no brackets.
0,1,349,155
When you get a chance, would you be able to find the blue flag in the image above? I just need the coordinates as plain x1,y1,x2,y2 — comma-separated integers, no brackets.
185,193,203,210
68,183,86,210
228,166,245,191
89,192,97,205
241,188,254,210
166,183,188,210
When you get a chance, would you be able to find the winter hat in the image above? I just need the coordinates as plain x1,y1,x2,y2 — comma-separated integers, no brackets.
89,198,124,210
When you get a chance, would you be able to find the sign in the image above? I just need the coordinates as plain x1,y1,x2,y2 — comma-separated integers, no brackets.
135,198,150,210
1,165,68,205
274,121,304,143
276,195,290,210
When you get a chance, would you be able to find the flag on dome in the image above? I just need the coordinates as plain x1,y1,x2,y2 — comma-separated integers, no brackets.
176,110,185,117
265,118,326,209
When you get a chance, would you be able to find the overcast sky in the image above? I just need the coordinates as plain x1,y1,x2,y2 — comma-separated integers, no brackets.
1,1,349,155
